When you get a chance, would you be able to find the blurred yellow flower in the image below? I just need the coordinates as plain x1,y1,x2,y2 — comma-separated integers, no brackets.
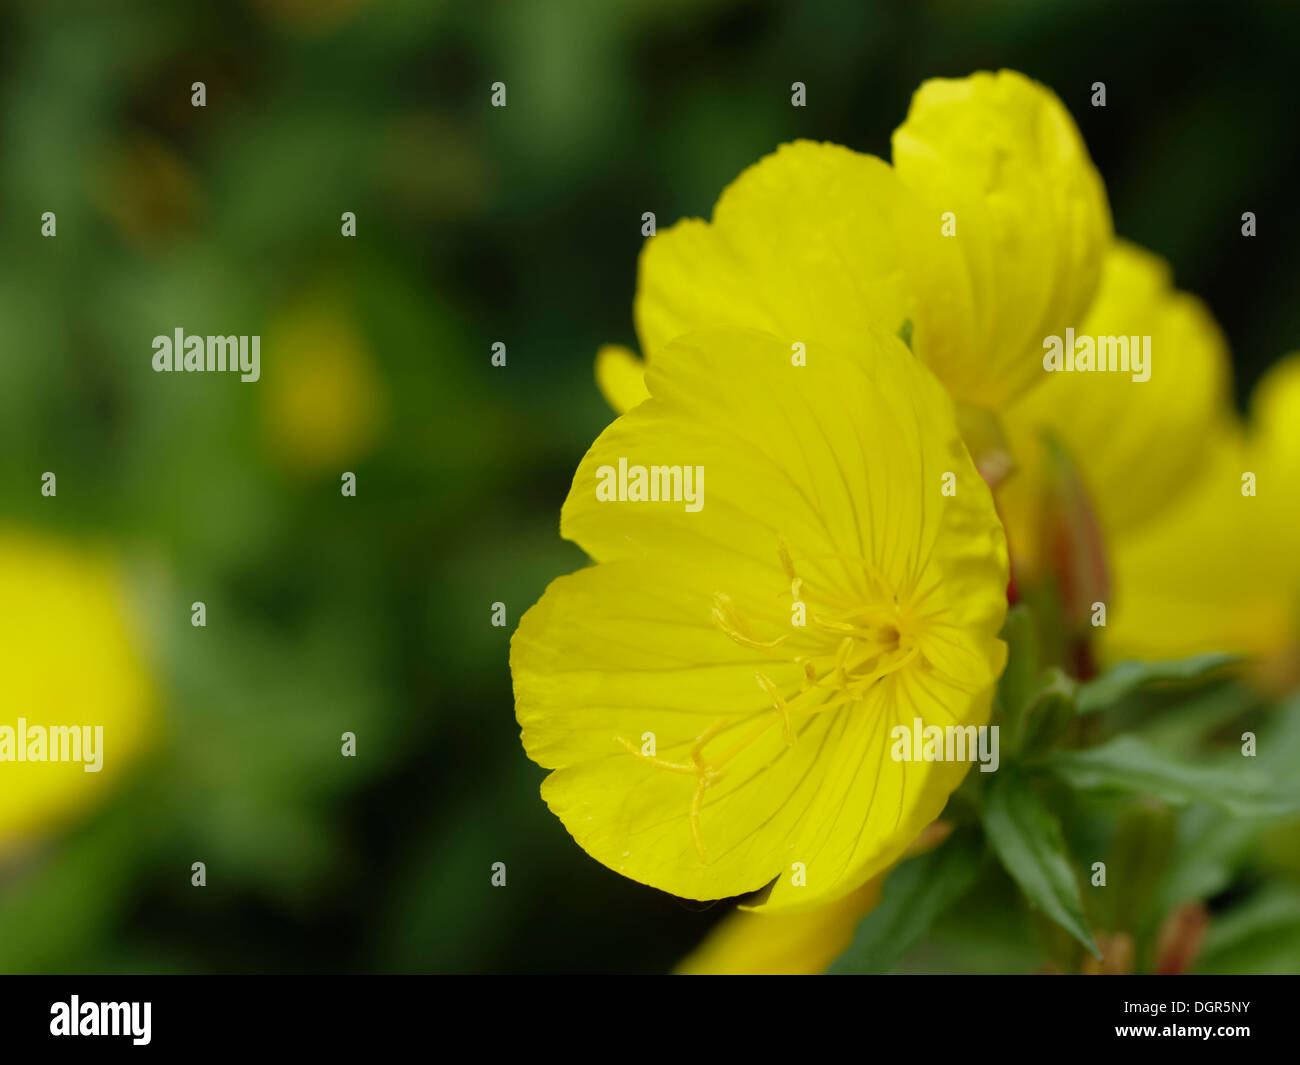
262,300,386,473
675,821,952,974
1102,355,1300,675
0,530,154,852
676,878,882,975
512,326,1007,910
998,240,1234,579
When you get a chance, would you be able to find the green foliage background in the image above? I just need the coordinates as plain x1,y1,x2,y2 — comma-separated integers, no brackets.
1,0,1297,973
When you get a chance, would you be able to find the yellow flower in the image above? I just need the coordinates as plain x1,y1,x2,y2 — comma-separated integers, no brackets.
0,529,154,852
262,298,386,473
594,344,651,416
603,69,1111,416
674,821,951,974
889,71,1112,410
543,66,1259,941
998,240,1235,578
1101,355,1300,671
676,878,882,975
512,326,1007,910
594,72,1243,670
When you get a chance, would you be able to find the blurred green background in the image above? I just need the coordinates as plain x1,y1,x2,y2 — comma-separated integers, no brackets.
1,0,1298,973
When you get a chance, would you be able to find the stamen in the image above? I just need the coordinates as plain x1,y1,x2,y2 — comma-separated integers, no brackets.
777,536,798,583
755,671,795,745
689,777,709,862
629,535,930,866
690,719,730,768
712,593,789,651
617,714,770,866
790,688,855,719
832,636,854,687
614,736,696,775
811,613,866,634
708,716,779,769
846,643,920,692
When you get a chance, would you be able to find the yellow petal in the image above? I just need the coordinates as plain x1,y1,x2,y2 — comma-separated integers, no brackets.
1103,355,1300,663
594,344,649,414
567,326,1004,600
0,530,154,852
892,70,1112,409
262,298,386,472
633,141,918,364
513,326,1007,909
1251,351,1300,478
675,879,882,975
999,240,1233,573
629,73,1111,414
675,820,951,973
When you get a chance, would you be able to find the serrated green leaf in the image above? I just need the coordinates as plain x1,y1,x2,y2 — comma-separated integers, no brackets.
1076,653,1240,715
1048,734,1300,817
829,828,983,974
982,770,1100,958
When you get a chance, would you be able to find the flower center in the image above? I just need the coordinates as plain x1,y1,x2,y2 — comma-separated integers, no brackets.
617,537,923,864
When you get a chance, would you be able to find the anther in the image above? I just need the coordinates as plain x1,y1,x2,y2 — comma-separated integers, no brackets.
777,536,798,584
712,593,788,651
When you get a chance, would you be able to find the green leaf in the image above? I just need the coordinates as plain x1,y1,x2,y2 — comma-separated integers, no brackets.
1014,666,1076,756
1153,806,1263,916
829,828,983,974
1076,653,1240,715
998,605,1038,724
1048,734,1300,817
982,770,1100,958
1134,680,1260,754
998,608,1076,756
1106,800,1177,933
1193,887,1300,975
